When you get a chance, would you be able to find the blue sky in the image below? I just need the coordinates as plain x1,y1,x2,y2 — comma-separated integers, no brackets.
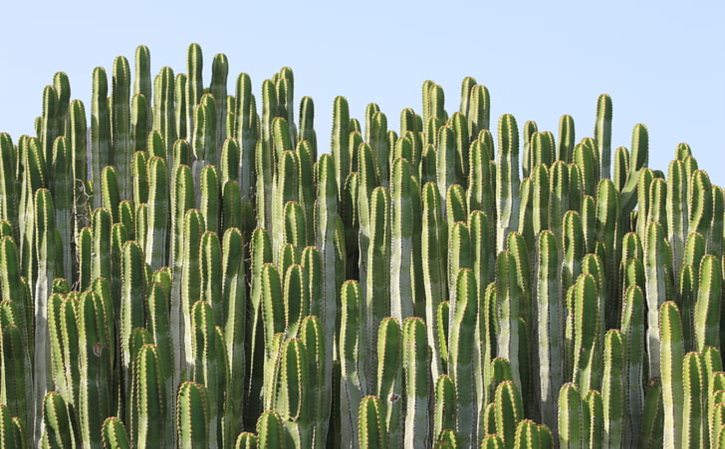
1,1,723,184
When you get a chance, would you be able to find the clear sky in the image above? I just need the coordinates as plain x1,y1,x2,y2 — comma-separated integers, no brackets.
1,1,723,184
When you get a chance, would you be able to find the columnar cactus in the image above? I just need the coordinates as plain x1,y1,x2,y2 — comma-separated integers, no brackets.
533,230,563,435
402,317,431,449
1,43,723,449
660,301,684,449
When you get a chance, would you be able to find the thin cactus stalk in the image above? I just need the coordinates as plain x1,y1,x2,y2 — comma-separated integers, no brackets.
496,114,520,252
449,268,478,448
660,301,684,449
390,158,414,321
112,56,132,201
77,291,113,449
496,250,521,392
620,286,645,449
33,188,55,442
364,187,390,391
340,280,365,449
402,317,431,449
645,222,668,378
681,351,705,449
376,318,403,449
533,230,563,436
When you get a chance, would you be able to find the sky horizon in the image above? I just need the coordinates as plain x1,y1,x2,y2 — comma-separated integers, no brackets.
1,1,723,184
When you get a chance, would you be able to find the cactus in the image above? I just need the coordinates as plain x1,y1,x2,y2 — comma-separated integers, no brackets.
102,417,132,449
339,280,365,449
681,351,705,449
402,317,431,449
273,338,311,449
660,301,684,449
449,269,478,447
558,383,586,449
176,381,208,449
376,318,403,449
533,230,563,434
495,380,523,449
3,43,725,449
33,188,55,442
358,396,386,449
496,114,520,252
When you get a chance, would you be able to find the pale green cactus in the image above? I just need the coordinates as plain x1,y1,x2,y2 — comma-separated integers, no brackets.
660,301,684,449
533,230,563,435
221,227,246,440
153,67,176,158
447,221,471,328
376,317,403,449
332,96,350,197
571,273,599,396
496,114,520,252
76,291,113,448
246,228,273,421
111,56,132,201
314,154,338,444
694,255,721,351
601,330,624,449
91,67,111,208
422,183,447,378
190,299,223,447
594,94,613,179
390,158,414,321
401,317,431,449
273,338,312,449
448,268,478,448
181,209,205,374
496,251,521,392
146,277,174,444
120,240,146,396
620,286,644,448
145,156,169,269
364,187,390,390
340,280,365,449
33,188,55,442
299,315,324,448
645,222,668,378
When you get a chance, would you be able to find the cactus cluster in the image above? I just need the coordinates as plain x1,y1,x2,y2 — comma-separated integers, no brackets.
0,43,722,449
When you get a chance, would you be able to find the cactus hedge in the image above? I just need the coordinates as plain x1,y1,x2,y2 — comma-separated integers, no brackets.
0,43,722,448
